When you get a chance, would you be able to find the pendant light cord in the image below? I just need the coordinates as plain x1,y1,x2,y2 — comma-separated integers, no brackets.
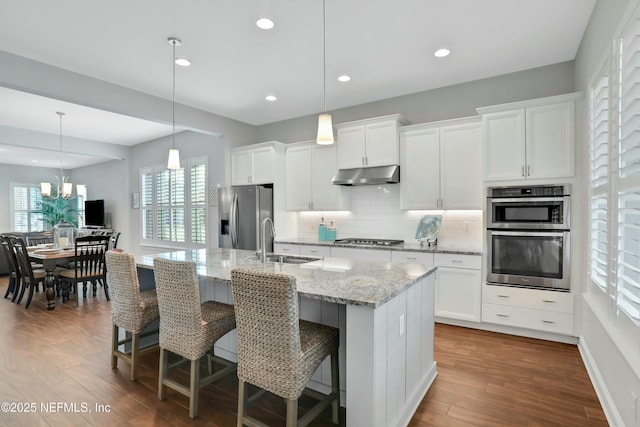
322,0,327,114
57,111,65,190
172,40,176,150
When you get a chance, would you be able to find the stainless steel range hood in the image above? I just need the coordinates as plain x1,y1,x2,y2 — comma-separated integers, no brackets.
331,165,400,186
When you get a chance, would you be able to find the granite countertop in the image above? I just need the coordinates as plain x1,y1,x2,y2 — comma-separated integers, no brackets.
275,237,483,256
135,248,436,308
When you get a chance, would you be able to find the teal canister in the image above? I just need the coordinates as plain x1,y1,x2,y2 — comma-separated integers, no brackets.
318,217,327,241
327,220,337,241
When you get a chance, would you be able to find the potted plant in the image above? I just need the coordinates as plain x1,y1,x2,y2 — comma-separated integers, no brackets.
37,196,79,230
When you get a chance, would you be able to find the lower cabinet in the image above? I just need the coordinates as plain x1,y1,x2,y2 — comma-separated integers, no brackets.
300,245,331,257
273,243,301,255
433,253,482,323
330,246,391,262
482,285,574,335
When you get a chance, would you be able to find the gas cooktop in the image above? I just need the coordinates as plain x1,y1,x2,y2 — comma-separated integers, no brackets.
333,238,404,247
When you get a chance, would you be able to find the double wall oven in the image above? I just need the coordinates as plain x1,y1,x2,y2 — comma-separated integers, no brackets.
486,184,571,292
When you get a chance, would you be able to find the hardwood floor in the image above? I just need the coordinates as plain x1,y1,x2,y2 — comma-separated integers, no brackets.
0,277,607,426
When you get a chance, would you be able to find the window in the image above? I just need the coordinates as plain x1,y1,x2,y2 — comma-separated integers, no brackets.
140,157,207,248
613,15,640,325
11,183,44,232
589,62,609,293
76,185,87,228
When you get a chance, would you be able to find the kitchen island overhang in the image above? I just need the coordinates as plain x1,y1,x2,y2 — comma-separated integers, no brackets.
134,248,437,427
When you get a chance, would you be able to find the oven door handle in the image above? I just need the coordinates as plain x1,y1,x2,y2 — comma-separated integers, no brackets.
488,230,568,237
488,197,567,203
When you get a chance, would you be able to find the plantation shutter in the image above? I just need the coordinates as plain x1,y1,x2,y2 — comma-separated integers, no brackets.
617,19,640,323
590,67,609,292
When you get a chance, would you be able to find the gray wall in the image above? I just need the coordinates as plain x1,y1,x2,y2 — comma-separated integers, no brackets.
125,130,226,254
573,1,640,427
0,163,72,231
255,61,575,143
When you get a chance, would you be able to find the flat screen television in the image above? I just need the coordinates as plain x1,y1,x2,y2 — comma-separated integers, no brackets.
84,199,105,227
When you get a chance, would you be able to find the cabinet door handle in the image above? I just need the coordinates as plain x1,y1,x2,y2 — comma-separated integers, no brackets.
521,166,525,177
542,299,556,304
497,294,509,299
527,165,531,176
282,248,290,252
310,250,319,254
542,320,556,324
496,314,509,318
451,259,463,264
406,257,417,261
362,157,365,165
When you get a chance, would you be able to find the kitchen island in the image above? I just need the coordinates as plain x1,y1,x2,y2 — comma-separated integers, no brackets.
135,248,438,427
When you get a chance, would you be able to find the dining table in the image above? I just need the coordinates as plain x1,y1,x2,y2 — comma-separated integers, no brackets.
28,246,76,309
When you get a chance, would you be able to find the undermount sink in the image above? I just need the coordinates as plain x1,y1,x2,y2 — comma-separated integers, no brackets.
257,253,322,264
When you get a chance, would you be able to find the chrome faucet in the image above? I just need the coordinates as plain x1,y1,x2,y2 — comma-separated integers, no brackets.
260,217,276,263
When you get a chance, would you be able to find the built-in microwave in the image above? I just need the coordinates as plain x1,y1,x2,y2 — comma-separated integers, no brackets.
487,184,570,230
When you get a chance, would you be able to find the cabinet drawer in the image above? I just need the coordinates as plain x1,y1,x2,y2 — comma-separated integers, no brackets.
434,253,481,270
273,243,301,255
482,303,574,335
483,285,573,313
299,245,331,257
391,251,434,264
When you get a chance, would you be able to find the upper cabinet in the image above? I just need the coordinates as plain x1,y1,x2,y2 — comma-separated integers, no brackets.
478,93,580,181
400,117,482,210
285,142,349,211
231,141,284,185
335,114,409,169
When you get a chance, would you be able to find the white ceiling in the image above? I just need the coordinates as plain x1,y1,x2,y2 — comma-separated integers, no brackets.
0,0,596,168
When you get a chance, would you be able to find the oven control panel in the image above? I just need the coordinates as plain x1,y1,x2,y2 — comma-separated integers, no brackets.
489,184,570,198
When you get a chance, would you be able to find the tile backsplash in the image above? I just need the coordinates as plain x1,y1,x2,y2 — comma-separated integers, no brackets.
296,185,484,247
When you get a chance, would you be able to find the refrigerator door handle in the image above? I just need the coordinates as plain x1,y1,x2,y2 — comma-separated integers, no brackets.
230,193,239,248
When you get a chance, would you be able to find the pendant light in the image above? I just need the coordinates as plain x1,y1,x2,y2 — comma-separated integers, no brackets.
316,0,334,145
41,111,73,199
167,37,181,170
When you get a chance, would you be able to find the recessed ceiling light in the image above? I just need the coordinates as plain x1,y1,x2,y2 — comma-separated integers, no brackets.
434,48,450,58
338,75,351,82
175,58,191,67
265,95,277,101
256,18,275,30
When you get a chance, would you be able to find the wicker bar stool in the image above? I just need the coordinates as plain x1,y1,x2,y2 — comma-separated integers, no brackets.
153,257,236,419
105,250,160,381
230,268,340,427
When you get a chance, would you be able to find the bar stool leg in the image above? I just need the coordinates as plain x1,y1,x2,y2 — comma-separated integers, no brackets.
285,399,297,427
189,358,200,419
111,325,119,368
158,348,168,400
130,332,139,381
331,349,340,424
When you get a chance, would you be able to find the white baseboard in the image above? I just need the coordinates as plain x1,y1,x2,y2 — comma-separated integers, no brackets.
578,337,625,427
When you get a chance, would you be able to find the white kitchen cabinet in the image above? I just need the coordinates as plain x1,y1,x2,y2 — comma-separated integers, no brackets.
482,285,574,335
479,93,579,181
400,117,482,210
285,142,349,211
231,142,283,185
330,246,391,262
433,253,482,323
336,114,408,169
391,251,434,264
273,243,301,255
299,244,331,257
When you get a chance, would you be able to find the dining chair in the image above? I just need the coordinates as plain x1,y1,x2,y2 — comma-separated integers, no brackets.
1,235,21,300
58,235,110,302
12,236,56,309
153,257,236,419
230,268,340,427
26,231,54,247
105,250,159,381
108,231,121,250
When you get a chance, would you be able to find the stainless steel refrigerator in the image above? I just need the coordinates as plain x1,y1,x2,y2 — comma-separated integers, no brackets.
218,185,274,252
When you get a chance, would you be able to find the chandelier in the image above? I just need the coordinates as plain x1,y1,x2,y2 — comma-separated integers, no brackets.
41,111,73,199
